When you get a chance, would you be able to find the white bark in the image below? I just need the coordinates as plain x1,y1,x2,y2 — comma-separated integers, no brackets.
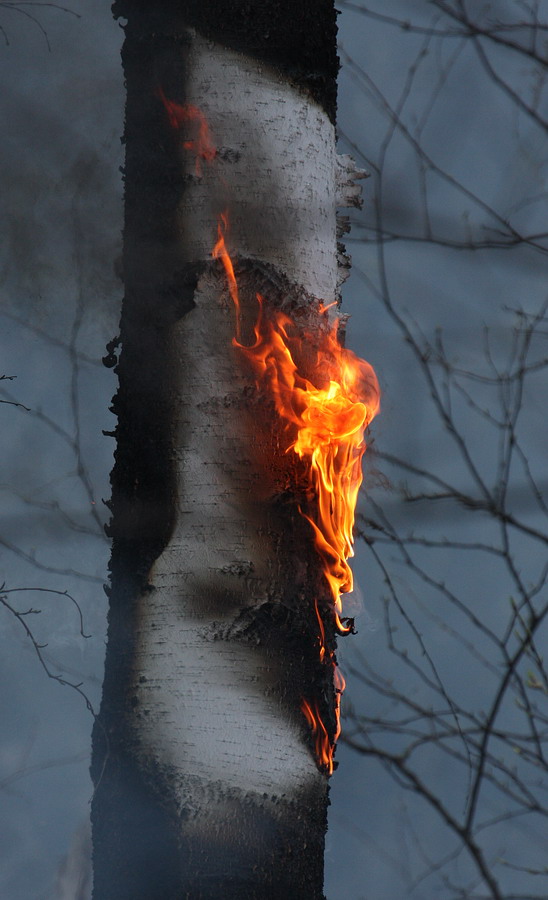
335,153,368,209
175,33,338,298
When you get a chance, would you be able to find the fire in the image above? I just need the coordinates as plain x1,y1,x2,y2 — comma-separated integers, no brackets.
214,216,379,773
159,91,379,774
301,667,346,776
301,699,333,773
157,87,216,176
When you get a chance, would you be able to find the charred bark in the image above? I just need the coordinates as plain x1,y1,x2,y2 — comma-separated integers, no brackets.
91,3,344,898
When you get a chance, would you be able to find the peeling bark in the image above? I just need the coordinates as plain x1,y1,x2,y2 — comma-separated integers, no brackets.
92,3,353,897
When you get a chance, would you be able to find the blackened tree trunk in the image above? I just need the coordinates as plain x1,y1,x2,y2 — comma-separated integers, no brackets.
91,2,361,897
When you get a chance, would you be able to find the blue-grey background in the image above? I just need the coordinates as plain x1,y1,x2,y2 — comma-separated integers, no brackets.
1,2,546,898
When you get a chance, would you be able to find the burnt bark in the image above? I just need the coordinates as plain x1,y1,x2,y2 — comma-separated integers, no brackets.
91,3,340,898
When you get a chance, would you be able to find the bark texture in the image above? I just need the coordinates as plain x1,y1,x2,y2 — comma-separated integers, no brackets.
92,3,345,898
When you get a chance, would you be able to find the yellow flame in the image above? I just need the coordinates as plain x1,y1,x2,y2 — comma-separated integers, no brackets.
214,215,379,773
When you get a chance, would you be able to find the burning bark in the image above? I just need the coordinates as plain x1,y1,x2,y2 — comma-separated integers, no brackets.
91,3,377,898
212,212,379,771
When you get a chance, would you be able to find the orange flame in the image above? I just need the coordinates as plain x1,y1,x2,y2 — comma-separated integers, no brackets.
300,665,346,775
212,212,241,338
213,216,379,774
157,87,217,176
213,216,379,632
333,664,346,744
301,698,334,774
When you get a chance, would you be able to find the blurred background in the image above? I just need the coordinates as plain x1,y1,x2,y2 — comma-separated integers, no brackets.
1,2,546,898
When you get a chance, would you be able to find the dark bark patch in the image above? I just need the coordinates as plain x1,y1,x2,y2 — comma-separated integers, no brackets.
112,1,339,124
91,751,183,900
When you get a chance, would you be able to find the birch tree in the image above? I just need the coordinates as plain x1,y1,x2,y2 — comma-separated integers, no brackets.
90,2,376,897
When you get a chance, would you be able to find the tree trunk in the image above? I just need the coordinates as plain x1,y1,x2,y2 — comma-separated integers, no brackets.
91,3,359,897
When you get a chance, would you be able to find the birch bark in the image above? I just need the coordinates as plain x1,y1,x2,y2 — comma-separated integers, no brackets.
91,3,360,897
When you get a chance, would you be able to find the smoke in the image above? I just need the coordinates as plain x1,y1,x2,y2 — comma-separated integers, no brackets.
53,819,91,900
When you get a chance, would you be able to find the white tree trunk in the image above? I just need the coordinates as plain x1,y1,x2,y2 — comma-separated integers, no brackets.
92,5,356,898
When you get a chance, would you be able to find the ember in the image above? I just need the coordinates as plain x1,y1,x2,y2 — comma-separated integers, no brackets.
157,87,216,176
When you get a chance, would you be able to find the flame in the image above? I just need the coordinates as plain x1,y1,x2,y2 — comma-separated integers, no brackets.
212,212,241,338
213,216,379,774
301,667,346,775
213,216,379,633
333,664,346,745
157,87,216,176
301,699,334,774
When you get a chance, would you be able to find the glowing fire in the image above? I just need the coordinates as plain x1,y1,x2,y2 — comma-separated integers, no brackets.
213,216,379,773
301,667,346,775
157,87,216,176
213,216,379,629
301,699,332,772
159,92,379,774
